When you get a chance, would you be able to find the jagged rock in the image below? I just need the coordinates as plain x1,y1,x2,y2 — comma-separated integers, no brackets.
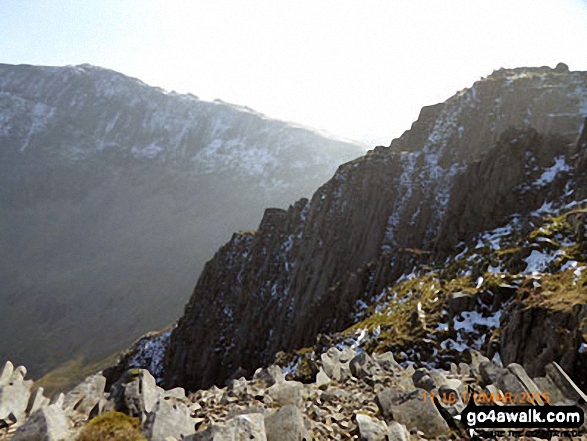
479,361,499,385
264,404,308,441
532,376,570,405
109,369,161,421
143,398,195,441
62,372,106,416
320,347,354,382
253,365,285,387
495,369,526,396
372,352,401,374
266,381,304,408
349,352,381,380
412,369,436,392
387,421,410,441
458,363,471,378
0,361,13,387
0,363,32,423
26,387,50,416
375,388,450,438
355,413,388,441
545,362,587,403
507,363,542,398
162,387,186,399
12,404,71,441
187,413,267,440
314,369,331,388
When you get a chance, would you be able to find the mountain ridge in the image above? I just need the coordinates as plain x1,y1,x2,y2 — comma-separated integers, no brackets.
158,64,587,391
0,62,364,378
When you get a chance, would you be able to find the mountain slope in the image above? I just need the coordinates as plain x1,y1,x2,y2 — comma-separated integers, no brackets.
159,64,587,391
0,63,364,378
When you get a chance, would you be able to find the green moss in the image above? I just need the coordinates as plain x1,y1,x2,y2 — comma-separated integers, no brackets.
77,411,146,441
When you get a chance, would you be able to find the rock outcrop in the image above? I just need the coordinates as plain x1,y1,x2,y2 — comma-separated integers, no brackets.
4,350,587,440
164,65,587,391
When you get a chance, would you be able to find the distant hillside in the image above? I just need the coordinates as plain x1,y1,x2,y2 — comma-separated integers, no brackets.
0,63,364,378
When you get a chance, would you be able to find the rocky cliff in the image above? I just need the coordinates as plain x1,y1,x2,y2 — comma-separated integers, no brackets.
0,63,364,378
163,64,587,391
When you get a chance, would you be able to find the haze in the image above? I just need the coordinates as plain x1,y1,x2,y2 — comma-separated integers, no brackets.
1,0,587,145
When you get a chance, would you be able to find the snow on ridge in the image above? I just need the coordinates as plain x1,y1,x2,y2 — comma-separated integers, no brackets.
535,156,571,186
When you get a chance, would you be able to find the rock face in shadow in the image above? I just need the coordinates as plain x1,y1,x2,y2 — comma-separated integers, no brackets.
0,63,364,378
164,66,587,391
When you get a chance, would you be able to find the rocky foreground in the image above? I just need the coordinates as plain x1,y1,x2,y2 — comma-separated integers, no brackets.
1,347,586,440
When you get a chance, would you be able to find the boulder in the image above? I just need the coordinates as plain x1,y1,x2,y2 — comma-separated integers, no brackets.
349,352,381,380
0,363,33,423
143,398,195,441
479,361,499,385
27,387,50,416
320,347,353,382
412,369,436,392
264,404,308,441
387,421,410,441
187,413,267,440
375,388,450,438
253,365,285,387
0,361,14,386
545,362,587,404
507,363,543,399
354,413,388,441
266,381,304,408
372,352,401,374
63,372,106,416
12,404,71,441
109,369,161,422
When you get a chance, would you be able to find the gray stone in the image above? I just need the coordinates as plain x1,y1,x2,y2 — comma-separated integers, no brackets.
355,413,388,441
110,369,161,422
375,388,450,438
320,347,354,382
266,381,304,408
12,404,71,441
533,376,570,405
479,361,499,385
372,352,402,374
496,369,526,396
412,369,436,392
0,364,32,423
162,387,186,399
27,387,50,415
0,361,14,387
63,372,106,416
315,369,330,387
143,398,196,441
507,363,543,400
545,362,587,404
187,413,267,440
387,421,410,441
469,350,491,378
458,363,471,378
349,352,381,380
264,404,308,441
254,365,285,387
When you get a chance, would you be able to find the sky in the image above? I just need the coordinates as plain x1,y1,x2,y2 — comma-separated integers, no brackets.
1,1,587,146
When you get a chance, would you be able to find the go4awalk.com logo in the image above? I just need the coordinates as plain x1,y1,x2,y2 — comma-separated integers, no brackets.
455,391,585,439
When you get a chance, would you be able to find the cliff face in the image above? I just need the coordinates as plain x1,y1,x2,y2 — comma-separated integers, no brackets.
0,63,364,377
162,66,587,391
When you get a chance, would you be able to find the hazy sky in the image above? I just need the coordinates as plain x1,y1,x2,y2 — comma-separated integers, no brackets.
1,1,587,146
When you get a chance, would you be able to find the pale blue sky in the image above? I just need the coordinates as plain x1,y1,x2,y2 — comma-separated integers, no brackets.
2,0,587,145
